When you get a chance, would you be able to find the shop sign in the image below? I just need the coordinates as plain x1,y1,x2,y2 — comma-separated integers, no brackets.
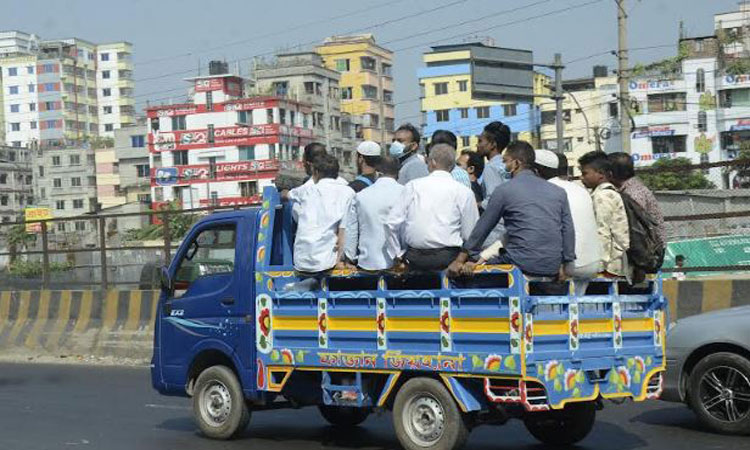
730,119,750,132
632,126,676,138
629,79,675,90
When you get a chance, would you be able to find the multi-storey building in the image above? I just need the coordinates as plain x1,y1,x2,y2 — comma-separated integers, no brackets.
254,52,357,177
419,42,540,153
147,63,314,209
0,145,33,224
0,30,134,149
316,34,394,148
113,122,150,206
33,145,98,234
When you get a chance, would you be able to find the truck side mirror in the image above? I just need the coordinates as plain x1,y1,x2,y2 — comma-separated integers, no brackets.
160,266,174,295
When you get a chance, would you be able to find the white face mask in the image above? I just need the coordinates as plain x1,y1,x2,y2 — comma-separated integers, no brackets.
389,141,406,157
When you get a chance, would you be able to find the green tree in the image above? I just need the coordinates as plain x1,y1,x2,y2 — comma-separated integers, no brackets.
1,224,35,264
639,157,716,191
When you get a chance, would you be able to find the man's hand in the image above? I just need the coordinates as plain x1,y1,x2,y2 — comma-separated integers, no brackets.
446,251,470,278
558,265,568,282
460,261,477,276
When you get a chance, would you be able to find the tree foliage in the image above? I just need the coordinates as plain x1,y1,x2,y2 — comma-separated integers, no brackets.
639,157,716,191
124,201,197,242
1,224,35,264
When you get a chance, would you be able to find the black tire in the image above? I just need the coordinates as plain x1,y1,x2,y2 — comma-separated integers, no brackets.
523,401,596,446
687,352,750,435
192,365,251,440
392,377,469,450
318,405,371,427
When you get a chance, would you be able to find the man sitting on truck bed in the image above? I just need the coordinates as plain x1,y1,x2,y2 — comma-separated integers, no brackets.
285,154,355,274
343,155,404,271
385,144,479,271
448,141,575,279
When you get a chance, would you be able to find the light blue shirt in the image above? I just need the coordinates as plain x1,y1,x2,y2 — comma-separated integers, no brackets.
451,166,472,189
398,153,429,185
344,177,405,270
481,153,510,248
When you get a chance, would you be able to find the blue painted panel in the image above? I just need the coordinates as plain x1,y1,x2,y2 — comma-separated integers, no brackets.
388,331,441,352
329,331,378,350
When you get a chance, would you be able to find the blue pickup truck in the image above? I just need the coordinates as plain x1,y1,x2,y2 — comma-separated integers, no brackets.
152,186,667,449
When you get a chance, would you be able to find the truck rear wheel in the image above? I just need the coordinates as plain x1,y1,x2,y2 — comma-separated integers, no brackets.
192,365,250,440
318,405,371,427
392,377,469,450
523,401,596,446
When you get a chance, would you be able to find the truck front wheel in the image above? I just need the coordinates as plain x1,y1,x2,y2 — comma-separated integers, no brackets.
192,365,251,440
393,377,469,450
523,401,596,446
318,405,371,426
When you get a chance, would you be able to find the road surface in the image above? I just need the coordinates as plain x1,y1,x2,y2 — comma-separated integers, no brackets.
0,362,747,450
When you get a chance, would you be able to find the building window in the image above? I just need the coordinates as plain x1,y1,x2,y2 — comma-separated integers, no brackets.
45,101,56,111
102,70,110,79
130,135,145,147
40,188,46,199
476,106,490,119
434,82,448,96
27,65,34,74
71,177,82,187
362,85,378,99
29,103,36,111
9,86,18,95
0,174,5,184
304,81,315,95
696,68,705,93
697,111,708,132
503,104,517,117
456,108,469,119
56,200,65,210
135,164,149,178
238,110,252,125
73,199,84,209
55,222,65,232
8,67,17,76
239,181,258,198
10,123,20,131
382,63,392,77
28,84,35,93
279,109,286,125
207,124,215,143
173,150,189,165
171,115,186,131
137,194,151,203
648,92,687,112
608,102,618,118
100,53,109,61
10,104,19,113
103,88,111,97
652,135,687,154
341,87,353,100
87,176,96,186
206,91,213,110
458,80,468,92
75,221,86,231
272,81,288,97
461,136,471,147
335,59,350,72
52,156,61,167
436,110,450,122
266,108,274,124
360,56,376,72
103,106,113,114
69,154,81,165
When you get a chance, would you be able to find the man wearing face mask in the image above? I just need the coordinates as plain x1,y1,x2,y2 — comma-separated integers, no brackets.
447,141,575,280
391,123,428,185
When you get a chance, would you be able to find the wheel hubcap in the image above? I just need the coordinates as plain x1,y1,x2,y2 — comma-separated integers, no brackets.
200,381,232,427
403,394,445,447
700,365,750,423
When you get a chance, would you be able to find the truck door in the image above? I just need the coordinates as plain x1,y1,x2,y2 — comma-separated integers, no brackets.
159,218,242,387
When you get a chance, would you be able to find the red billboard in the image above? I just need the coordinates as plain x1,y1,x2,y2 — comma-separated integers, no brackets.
146,97,311,118
149,124,313,152
194,78,224,92
198,196,262,207
151,160,279,187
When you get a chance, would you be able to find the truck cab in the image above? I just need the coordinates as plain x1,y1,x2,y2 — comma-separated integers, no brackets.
152,186,667,449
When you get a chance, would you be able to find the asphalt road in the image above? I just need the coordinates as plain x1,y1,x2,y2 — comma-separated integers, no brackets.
0,362,748,450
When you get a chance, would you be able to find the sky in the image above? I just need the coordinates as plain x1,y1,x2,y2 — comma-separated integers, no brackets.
1,0,741,123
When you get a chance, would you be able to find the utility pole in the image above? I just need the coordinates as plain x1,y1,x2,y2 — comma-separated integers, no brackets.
553,53,565,154
617,0,632,153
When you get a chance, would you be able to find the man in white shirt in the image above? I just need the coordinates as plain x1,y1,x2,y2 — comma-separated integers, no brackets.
343,156,404,270
285,154,355,273
536,150,602,289
286,142,347,221
386,144,479,271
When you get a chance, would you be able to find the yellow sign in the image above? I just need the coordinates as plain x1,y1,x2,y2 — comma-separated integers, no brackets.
24,207,52,233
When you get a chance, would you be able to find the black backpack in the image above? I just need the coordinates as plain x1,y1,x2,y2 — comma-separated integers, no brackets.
618,191,665,273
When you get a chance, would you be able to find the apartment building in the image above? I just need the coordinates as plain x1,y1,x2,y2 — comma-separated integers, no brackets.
147,62,314,209
0,145,33,224
254,52,357,177
316,34,394,148
0,30,134,149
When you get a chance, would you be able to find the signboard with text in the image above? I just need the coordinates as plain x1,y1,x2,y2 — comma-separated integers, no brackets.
24,207,52,233
149,124,313,152
152,160,279,187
